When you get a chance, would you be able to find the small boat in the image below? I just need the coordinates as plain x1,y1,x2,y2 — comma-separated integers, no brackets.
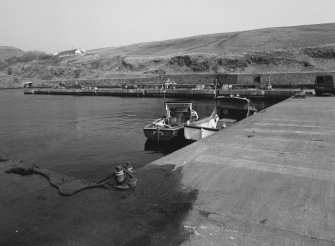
184,96,257,141
143,101,198,142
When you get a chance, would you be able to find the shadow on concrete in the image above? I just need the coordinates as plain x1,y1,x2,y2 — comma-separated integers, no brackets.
119,164,198,246
1,160,198,246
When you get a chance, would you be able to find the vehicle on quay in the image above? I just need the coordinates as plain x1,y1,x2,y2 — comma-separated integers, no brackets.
315,75,335,96
184,96,257,141
23,80,33,88
143,101,198,142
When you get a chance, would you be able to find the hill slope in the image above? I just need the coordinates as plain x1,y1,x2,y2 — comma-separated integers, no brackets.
93,23,335,57
0,46,23,62
2,23,335,88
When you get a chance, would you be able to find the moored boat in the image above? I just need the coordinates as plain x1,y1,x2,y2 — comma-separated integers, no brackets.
184,96,257,141
143,101,198,142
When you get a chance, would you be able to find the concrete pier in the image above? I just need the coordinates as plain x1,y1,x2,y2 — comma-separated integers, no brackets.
149,95,335,245
24,87,301,99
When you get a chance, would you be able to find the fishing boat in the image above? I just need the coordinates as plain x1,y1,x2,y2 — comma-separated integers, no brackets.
143,101,198,142
184,96,257,141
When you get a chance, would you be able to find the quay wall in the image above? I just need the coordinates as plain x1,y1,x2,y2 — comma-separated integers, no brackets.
26,87,300,99
37,71,335,89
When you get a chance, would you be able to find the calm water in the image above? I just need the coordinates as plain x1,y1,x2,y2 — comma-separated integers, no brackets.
0,89,276,181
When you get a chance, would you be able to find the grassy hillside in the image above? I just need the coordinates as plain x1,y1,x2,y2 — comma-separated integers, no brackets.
93,23,335,57
1,23,335,88
0,46,23,62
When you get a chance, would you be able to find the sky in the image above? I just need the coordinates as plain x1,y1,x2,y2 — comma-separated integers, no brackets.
1,0,335,53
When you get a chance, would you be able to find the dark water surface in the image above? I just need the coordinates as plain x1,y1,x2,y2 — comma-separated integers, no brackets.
0,89,278,181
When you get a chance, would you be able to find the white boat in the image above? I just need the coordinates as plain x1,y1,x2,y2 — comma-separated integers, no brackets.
143,101,198,142
184,96,257,141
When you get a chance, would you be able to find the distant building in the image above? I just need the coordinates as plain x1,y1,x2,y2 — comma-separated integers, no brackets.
55,48,86,57
23,81,33,88
164,78,177,89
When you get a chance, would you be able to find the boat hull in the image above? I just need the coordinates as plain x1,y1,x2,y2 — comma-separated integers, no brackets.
143,127,184,141
184,125,219,141
184,96,257,141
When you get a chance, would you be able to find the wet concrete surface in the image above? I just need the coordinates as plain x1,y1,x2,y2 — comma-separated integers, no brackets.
0,160,197,246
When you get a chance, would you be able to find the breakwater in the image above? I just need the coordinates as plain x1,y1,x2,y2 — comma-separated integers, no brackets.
24,87,301,99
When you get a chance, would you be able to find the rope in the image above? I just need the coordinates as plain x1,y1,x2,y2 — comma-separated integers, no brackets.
5,164,136,196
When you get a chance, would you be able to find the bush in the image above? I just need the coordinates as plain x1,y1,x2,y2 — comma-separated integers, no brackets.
0,61,8,70
38,53,54,60
7,67,12,75
74,69,81,78
6,51,59,64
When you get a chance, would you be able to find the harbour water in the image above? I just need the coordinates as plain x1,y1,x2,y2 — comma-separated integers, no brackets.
0,89,279,181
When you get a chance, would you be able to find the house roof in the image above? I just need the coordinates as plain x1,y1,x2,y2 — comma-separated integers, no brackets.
57,48,85,56
57,49,77,56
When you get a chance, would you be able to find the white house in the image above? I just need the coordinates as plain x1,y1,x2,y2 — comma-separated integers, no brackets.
56,48,87,57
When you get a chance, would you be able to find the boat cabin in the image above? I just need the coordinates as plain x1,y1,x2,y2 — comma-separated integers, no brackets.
165,102,193,126
215,96,255,121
